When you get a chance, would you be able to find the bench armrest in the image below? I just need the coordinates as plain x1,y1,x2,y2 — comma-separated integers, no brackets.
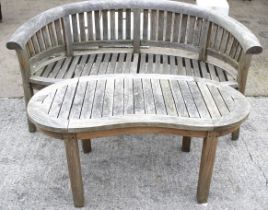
208,12,262,55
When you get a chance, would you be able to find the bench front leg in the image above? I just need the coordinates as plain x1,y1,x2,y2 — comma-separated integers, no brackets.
82,139,92,153
64,135,84,207
181,136,191,152
197,133,218,203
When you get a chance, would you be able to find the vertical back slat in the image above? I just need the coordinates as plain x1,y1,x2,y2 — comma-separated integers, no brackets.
193,18,202,46
150,10,157,41
62,16,73,56
110,10,116,40
133,9,141,53
126,9,131,40
26,40,35,57
31,35,40,54
102,10,108,40
55,18,64,45
87,11,94,40
143,9,149,41
48,22,57,46
187,16,195,44
180,14,188,44
95,11,101,40
36,30,45,51
158,10,164,41
41,26,51,49
79,13,86,42
165,12,172,42
118,9,123,40
173,13,181,43
72,14,79,42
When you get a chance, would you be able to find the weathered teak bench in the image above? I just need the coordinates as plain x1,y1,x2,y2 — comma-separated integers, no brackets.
6,0,262,141
27,74,250,207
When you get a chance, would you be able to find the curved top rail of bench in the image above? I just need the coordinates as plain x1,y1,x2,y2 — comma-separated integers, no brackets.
27,74,250,135
7,0,262,54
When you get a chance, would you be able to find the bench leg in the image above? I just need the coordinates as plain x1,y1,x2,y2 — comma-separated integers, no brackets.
197,133,218,203
24,84,36,133
181,136,191,152
231,128,240,141
82,139,92,153
64,135,84,207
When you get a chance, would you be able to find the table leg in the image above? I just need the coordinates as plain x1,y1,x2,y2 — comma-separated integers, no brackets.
82,139,92,153
64,135,84,207
196,133,218,203
181,136,191,152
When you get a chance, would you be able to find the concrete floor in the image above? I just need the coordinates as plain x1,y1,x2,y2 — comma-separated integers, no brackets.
0,0,267,209
0,0,268,97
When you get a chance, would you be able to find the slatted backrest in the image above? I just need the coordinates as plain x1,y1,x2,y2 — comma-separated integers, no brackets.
140,9,207,52
25,18,65,58
206,23,243,68
67,9,135,44
10,0,260,71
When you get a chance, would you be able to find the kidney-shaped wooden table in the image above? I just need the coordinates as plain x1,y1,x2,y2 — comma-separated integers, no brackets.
27,74,250,207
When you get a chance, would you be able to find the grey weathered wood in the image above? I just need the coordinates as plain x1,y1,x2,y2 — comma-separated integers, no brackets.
94,10,101,40
55,18,64,45
160,79,177,116
180,14,188,44
133,9,141,53
62,16,73,56
142,79,155,114
87,11,94,40
113,78,124,115
64,135,84,207
102,10,108,40
110,10,116,40
133,78,145,114
187,16,195,44
150,10,157,41
173,13,181,43
72,14,79,42
143,10,149,41
158,10,164,41
79,13,86,42
197,133,218,203
118,9,123,40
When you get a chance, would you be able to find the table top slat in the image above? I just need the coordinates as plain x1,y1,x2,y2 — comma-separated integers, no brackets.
179,80,200,118
142,79,156,114
188,81,211,119
197,82,221,118
133,78,145,114
113,78,124,115
79,80,97,119
160,80,177,116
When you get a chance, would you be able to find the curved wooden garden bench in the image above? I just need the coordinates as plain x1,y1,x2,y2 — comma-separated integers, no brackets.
6,0,262,140
27,74,250,207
